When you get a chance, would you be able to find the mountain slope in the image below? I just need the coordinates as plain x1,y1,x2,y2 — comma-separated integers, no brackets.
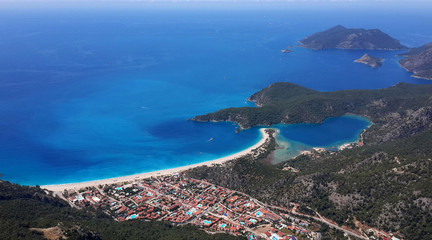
399,43,432,80
187,128,432,240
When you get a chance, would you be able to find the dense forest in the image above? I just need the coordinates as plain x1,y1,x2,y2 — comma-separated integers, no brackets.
0,181,244,240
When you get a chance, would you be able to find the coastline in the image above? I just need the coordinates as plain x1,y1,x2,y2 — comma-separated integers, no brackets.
42,128,270,192
397,61,432,81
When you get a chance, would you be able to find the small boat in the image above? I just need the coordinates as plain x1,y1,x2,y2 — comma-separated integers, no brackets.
208,138,214,142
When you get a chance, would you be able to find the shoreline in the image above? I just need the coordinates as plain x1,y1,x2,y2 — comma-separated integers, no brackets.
42,128,270,192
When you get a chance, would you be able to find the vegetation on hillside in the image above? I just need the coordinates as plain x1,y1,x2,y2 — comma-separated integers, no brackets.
194,82,432,145
187,129,432,240
189,81,432,239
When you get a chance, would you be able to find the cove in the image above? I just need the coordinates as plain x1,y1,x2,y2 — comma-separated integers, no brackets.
271,115,372,163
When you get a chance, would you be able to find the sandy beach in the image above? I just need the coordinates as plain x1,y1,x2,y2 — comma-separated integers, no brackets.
42,128,270,192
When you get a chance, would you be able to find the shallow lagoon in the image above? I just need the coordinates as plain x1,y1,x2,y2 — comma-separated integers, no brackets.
272,115,371,163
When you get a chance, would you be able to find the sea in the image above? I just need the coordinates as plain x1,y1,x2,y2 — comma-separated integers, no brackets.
0,2,431,185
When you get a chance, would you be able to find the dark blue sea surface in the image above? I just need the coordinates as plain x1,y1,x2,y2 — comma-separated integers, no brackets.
0,3,431,185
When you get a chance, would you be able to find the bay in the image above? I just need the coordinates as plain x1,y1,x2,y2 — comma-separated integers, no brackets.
0,3,430,185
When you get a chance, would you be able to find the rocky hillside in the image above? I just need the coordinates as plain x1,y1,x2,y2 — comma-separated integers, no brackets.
299,25,407,50
399,43,432,80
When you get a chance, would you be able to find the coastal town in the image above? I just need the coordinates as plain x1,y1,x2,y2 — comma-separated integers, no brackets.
64,173,402,240
65,173,318,240
57,128,405,240
42,127,404,240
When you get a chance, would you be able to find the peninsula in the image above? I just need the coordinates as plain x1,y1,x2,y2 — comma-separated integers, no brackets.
193,82,432,145
354,54,383,68
299,25,407,50
399,42,432,80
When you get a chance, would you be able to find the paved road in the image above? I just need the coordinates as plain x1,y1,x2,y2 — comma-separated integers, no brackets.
57,180,368,239
233,190,368,239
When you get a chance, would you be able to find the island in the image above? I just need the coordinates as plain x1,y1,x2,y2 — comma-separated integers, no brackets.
398,42,432,80
299,25,407,50
354,53,383,68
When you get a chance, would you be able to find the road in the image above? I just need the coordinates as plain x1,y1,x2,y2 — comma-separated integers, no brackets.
232,190,368,239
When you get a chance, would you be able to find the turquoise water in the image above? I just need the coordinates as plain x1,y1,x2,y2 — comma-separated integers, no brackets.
0,3,431,185
272,115,371,163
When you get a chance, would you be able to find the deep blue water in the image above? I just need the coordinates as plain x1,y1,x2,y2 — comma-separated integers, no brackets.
0,3,431,185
